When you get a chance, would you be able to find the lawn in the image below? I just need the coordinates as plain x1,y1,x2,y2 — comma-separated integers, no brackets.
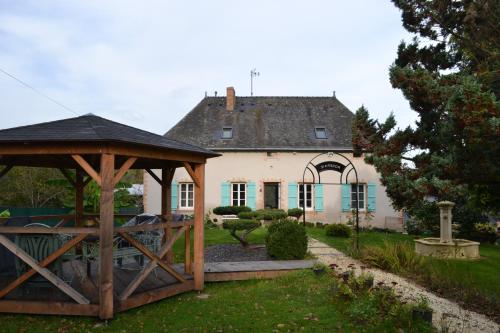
306,227,500,320
0,270,432,333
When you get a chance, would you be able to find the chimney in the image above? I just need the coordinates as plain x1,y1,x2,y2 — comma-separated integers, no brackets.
226,87,235,111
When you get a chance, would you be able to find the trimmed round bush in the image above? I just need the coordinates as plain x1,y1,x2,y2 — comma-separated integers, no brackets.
213,206,251,215
223,219,261,247
266,219,308,259
287,208,303,219
325,223,352,237
256,209,288,220
238,211,258,219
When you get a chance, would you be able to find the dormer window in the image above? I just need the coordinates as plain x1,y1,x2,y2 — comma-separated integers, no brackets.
221,127,233,139
315,127,327,139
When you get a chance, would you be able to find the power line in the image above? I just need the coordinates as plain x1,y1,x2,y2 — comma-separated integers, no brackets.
0,67,79,116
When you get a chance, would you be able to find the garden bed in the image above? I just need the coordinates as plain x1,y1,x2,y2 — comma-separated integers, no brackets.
204,244,271,262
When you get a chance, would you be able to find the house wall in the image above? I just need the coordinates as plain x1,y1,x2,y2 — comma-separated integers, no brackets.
144,152,402,230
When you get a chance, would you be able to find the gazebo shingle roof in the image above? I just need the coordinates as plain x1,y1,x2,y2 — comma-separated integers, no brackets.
0,114,217,157
165,96,354,151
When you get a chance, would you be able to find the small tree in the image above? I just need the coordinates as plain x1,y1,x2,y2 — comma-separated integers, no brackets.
222,219,260,247
287,208,304,220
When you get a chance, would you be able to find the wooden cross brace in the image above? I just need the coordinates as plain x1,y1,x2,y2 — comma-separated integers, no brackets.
0,234,89,304
118,226,187,301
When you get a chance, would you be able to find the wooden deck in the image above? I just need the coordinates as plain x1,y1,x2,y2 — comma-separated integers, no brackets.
0,259,192,304
0,259,314,315
205,260,316,282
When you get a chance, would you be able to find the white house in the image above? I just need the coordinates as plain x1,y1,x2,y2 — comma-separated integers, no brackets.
144,87,402,230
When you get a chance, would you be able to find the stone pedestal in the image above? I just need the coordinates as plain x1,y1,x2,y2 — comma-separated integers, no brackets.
415,201,480,260
437,201,454,243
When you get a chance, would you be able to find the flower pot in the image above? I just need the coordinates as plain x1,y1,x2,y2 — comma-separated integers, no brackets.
341,271,350,283
313,267,326,276
363,277,374,289
412,308,433,324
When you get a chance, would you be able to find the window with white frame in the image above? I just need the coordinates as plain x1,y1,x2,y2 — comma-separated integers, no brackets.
351,184,365,210
232,183,246,206
179,183,194,209
298,183,314,210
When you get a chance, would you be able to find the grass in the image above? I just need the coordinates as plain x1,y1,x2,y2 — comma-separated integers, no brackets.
0,270,433,332
307,227,500,320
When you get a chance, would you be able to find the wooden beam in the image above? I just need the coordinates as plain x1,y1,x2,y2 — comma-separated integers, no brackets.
98,153,114,320
0,235,89,304
114,157,137,185
0,226,98,234
183,162,200,187
0,165,13,180
145,168,162,185
58,168,75,187
0,142,210,164
161,167,175,264
75,170,84,227
0,234,87,298
118,226,186,301
184,226,192,274
117,281,194,312
0,300,99,316
114,220,193,233
118,232,186,282
72,155,101,186
193,163,205,291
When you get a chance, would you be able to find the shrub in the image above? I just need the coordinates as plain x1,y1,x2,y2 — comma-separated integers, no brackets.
222,219,261,247
325,224,352,237
213,206,251,215
304,221,315,228
287,208,303,219
469,223,497,243
361,240,424,274
238,211,258,219
255,209,287,220
315,222,325,229
266,219,308,259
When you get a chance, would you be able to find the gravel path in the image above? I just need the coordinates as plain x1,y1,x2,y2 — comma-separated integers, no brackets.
204,244,271,262
308,238,499,333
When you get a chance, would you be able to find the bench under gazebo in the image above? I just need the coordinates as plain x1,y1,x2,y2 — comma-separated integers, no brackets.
0,114,218,319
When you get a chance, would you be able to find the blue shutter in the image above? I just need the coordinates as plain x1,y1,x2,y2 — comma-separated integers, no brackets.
221,182,230,206
341,184,351,212
171,181,178,211
288,182,297,209
247,182,256,210
367,183,376,212
314,184,324,212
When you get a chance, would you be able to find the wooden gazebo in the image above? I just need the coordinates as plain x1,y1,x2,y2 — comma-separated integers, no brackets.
0,114,218,319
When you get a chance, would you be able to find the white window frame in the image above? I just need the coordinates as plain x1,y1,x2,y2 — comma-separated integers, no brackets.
179,182,194,209
351,184,366,210
231,183,246,206
298,183,314,211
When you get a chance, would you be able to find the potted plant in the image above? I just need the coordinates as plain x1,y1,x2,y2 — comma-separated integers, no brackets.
361,273,374,289
312,262,327,275
412,297,433,324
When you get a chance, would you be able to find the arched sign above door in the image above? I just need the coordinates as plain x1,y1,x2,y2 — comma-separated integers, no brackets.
301,152,360,250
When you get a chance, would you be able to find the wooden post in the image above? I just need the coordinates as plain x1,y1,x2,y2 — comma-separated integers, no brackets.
184,226,191,274
75,170,84,227
193,163,205,290
161,168,174,264
99,153,114,319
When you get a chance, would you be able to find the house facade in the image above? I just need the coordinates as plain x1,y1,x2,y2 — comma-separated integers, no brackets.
144,88,402,230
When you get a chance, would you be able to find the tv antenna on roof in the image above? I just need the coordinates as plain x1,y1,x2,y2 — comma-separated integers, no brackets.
250,68,260,96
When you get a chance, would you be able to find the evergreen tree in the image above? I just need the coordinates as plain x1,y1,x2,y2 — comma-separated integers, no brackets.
353,0,500,215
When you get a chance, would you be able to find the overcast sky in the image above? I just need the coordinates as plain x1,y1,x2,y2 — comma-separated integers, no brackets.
0,1,414,135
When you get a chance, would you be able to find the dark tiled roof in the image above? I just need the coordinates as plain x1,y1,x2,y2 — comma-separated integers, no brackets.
0,114,217,156
165,96,354,151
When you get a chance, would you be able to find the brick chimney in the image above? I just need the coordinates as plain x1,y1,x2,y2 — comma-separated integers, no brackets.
226,87,235,111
